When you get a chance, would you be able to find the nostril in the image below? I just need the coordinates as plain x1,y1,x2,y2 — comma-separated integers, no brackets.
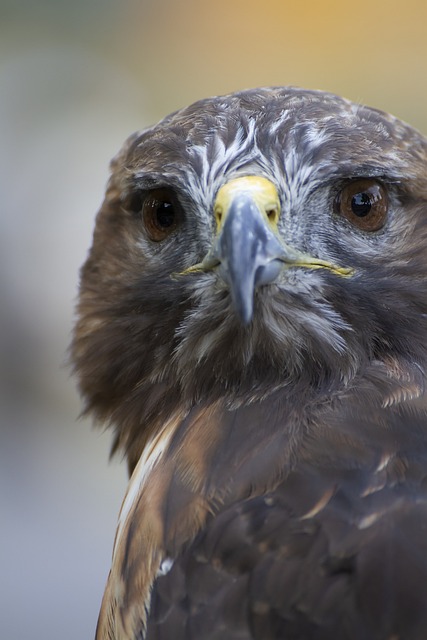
266,206,279,225
215,205,223,228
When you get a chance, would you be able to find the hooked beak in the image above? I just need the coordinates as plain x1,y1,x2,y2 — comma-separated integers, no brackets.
179,176,353,325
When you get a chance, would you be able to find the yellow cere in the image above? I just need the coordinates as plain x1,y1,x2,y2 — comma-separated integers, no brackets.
214,176,281,231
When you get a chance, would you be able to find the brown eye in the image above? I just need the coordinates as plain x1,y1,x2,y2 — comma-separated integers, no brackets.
334,179,388,231
142,188,178,241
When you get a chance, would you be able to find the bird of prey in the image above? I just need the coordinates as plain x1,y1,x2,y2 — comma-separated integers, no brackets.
72,87,427,640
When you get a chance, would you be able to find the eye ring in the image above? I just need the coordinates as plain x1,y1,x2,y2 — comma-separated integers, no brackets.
334,179,388,232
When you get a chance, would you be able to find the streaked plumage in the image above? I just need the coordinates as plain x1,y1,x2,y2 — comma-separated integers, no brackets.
72,87,427,639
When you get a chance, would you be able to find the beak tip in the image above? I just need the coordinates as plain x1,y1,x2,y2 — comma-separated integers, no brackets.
240,314,253,327
234,296,254,326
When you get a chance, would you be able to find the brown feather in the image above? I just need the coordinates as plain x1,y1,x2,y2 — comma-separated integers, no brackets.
71,87,427,639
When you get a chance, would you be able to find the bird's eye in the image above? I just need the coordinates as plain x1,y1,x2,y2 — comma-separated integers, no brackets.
334,179,388,231
141,188,179,241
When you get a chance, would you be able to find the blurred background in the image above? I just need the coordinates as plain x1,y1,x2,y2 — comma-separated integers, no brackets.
0,0,426,638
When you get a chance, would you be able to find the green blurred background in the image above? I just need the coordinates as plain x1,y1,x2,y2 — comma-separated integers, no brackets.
1,1,426,638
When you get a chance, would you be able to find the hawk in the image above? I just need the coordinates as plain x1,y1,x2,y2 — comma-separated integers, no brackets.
72,87,427,640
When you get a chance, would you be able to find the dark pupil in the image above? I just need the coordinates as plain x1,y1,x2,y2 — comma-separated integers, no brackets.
351,192,372,217
156,201,175,227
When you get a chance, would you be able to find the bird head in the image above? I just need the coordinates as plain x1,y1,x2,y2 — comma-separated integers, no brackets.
71,87,427,466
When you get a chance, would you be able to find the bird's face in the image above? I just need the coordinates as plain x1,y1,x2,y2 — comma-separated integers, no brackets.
72,88,427,458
